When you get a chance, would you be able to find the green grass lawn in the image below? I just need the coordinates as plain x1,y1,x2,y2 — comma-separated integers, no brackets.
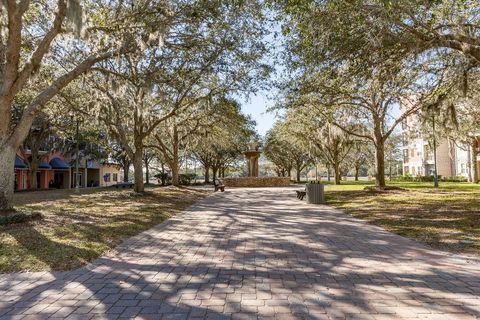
324,180,480,255
0,186,207,273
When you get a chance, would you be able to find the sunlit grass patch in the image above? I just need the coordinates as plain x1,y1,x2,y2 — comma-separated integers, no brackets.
325,181,480,255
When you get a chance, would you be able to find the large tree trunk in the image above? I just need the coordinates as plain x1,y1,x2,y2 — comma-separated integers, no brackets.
334,161,341,185
327,165,331,182
28,148,39,189
27,167,38,190
471,139,479,184
28,143,39,190
354,166,359,181
204,166,210,184
171,125,180,186
133,148,144,193
212,167,218,181
123,161,130,182
296,165,301,182
373,114,387,188
159,162,166,185
0,146,16,210
374,141,386,188
171,161,179,186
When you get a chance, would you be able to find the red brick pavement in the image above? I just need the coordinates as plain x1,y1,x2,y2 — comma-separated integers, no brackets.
1,188,479,319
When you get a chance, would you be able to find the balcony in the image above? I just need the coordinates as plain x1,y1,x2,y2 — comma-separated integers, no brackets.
424,159,434,165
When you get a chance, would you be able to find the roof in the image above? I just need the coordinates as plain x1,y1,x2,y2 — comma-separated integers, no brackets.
49,157,70,170
15,155,27,169
38,161,51,169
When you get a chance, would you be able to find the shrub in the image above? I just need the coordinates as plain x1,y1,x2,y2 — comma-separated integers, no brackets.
441,176,468,182
154,172,171,186
392,175,413,182
390,174,469,183
393,175,444,182
179,173,197,185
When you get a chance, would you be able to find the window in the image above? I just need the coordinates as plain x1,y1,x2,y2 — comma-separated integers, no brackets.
403,149,409,162
113,173,118,182
461,164,466,174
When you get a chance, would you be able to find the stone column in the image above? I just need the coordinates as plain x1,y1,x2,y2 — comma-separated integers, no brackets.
244,151,260,177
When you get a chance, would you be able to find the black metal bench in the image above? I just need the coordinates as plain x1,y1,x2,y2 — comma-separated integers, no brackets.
213,179,225,192
296,190,306,200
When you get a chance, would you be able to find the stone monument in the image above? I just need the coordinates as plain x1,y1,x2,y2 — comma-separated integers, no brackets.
244,140,261,177
220,139,291,187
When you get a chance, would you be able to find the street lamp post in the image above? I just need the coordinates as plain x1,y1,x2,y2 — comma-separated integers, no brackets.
432,112,439,188
75,116,80,192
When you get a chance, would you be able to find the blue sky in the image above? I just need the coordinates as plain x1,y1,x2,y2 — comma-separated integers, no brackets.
240,90,277,137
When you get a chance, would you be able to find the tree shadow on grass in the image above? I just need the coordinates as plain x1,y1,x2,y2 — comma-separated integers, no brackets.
2,226,98,273
2,188,206,272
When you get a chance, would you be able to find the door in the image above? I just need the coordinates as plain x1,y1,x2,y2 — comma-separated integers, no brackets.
54,172,64,189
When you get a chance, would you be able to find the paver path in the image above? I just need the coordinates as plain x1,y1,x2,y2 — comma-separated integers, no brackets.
1,188,480,320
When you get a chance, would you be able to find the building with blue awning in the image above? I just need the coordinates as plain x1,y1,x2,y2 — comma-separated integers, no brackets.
49,157,70,170
14,149,124,191
14,155,28,169
14,155,29,190
14,151,72,190
37,161,51,170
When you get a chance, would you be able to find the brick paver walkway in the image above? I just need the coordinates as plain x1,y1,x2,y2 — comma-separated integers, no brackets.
1,188,480,320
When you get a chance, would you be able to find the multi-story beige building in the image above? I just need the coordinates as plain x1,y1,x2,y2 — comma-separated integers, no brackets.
401,136,477,178
400,100,479,179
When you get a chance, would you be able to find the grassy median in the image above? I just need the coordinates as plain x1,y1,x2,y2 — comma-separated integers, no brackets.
0,186,207,273
324,181,480,255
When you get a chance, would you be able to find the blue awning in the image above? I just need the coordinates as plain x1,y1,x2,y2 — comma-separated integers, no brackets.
15,155,27,169
38,161,51,169
49,157,70,170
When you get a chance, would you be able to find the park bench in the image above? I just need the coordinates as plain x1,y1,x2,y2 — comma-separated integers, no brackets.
213,179,225,192
296,190,306,200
